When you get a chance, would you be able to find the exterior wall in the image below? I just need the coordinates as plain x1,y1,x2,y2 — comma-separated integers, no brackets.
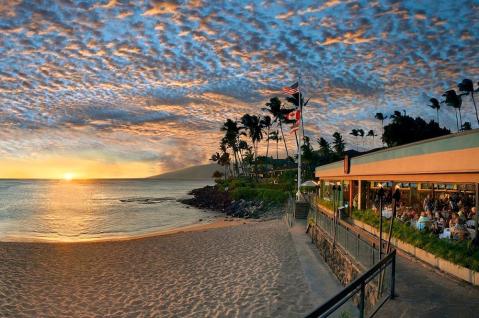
315,130,479,183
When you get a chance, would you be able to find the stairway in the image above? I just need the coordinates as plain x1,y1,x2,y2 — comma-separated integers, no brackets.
294,202,309,219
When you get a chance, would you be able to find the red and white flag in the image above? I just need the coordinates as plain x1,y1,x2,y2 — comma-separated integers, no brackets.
286,110,301,121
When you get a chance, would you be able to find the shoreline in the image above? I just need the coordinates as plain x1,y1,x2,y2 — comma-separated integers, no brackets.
0,219,314,317
0,217,256,245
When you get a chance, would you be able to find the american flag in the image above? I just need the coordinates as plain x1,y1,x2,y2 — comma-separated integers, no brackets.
282,82,299,95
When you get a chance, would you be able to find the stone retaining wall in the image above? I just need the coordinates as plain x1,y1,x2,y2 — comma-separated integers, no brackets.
310,224,381,313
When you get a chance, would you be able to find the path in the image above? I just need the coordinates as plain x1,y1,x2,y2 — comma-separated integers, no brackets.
340,217,479,317
377,254,479,317
288,220,343,307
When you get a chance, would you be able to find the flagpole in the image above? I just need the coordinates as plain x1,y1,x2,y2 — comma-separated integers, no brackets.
296,71,303,201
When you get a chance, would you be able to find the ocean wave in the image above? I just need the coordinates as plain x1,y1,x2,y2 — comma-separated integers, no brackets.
119,197,176,204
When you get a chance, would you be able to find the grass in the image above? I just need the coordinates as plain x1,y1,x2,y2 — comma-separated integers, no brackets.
352,209,479,271
230,187,288,204
215,177,291,205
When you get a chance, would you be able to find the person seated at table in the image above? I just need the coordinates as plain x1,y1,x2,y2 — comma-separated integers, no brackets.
431,212,445,234
416,211,431,231
451,218,470,241
423,195,433,213
449,213,459,229
467,207,476,220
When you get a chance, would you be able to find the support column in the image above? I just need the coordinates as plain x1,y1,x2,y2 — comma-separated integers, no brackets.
358,180,363,210
349,181,354,216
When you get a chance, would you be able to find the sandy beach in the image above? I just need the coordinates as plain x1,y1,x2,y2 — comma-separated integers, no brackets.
0,219,315,317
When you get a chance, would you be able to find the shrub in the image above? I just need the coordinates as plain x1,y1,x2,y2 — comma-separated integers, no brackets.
231,187,288,204
352,209,479,271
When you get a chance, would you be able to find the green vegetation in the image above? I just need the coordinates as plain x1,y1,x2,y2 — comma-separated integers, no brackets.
317,198,334,212
216,177,292,205
352,209,479,271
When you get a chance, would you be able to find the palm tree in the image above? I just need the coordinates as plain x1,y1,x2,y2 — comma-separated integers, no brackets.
442,90,463,131
260,115,272,159
350,129,359,151
268,131,281,160
367,129,377,148
332,132,345,156
210,150,231,179
220,119,240,176
375,112,387,145
263,97,289,158
429,98,440,125
458,79,479,125
358,129,365,149
240,114,263,177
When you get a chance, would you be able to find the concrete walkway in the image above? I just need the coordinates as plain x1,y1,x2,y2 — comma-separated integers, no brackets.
288,220,342,307
339,217,479,317
377,254,479,317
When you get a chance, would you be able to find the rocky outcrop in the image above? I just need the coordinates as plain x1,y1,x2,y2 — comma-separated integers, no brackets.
179,185,282,219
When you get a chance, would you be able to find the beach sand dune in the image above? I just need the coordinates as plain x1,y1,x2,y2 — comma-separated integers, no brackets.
0,220,314,317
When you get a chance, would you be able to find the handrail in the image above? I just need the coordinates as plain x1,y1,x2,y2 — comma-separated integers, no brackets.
306,249,396,318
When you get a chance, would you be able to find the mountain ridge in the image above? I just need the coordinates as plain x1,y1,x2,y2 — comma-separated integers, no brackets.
148,163,221,180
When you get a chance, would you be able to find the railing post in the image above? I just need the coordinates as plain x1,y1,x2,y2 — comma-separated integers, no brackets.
359,282,365,318
390,252,396,299
356,233,360,258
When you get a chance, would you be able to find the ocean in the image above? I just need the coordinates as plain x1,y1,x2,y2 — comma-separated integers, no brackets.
0,179,215,242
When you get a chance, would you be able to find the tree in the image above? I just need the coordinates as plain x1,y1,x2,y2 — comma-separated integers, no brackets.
260,115,272,160
263,97,289,158
429,98,441,125
212,170,223,179
442,90,463,132
358,129,365,148
462,122,472,131
301,136,315,178
240,114,263,178
375,112,387,142
317,137,332,159
382,112,450,147
268,130,281,160
332,132,345,156
367,129,377,148
220,119,241,176
240,114,263,160
350,129,359,151
458,79,479,125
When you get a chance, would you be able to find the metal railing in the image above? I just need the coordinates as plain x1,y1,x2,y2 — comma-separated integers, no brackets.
306,249,396,318
310,204,378,269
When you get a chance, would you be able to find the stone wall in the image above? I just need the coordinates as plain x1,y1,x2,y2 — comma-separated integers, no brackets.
310,224,362,285
309,224,381,313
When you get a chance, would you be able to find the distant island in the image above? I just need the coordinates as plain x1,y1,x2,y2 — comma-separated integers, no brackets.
148,163,220,180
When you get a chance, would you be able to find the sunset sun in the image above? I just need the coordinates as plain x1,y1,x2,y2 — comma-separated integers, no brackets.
63,173,74,181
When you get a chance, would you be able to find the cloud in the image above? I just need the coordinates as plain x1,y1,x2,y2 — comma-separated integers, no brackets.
0,0,478,176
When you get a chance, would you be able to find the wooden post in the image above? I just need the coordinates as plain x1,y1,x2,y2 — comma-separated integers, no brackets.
358,180,363,210
474,183,478,244
349,180,354,216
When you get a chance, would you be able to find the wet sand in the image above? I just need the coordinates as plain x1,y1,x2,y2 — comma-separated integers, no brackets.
0,220,314,317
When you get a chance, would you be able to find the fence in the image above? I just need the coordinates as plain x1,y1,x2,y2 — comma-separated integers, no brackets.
310,204,378,269
305,200,396,317
306,249,396,318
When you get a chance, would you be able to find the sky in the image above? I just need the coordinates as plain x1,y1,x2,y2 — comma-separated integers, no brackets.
1,0,478,179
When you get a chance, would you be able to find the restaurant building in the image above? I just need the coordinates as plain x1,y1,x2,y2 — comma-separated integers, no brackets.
315,129,479,236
